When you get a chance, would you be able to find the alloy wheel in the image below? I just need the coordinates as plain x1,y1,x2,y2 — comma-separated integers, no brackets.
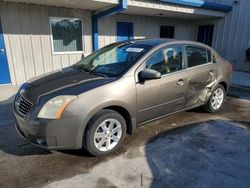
211,88,224,110
93,119,122,152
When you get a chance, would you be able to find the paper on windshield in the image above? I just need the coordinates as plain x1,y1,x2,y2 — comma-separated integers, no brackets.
125,48,144,53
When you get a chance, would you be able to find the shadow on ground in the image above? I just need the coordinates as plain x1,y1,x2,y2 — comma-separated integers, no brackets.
0,94,16,126
146,120,250,188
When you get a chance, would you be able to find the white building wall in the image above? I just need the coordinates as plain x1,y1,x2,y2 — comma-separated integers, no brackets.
98,13,196,48
1,1,197,85
0,1,93,85
4,0,250,85
128,0,250,70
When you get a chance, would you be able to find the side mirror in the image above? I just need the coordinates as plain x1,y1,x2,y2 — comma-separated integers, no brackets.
139,69,161,82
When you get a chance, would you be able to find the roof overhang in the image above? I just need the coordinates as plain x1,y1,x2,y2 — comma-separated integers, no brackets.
3,0,116,10
4,0,232,19
160,0,232,12
95,0,232,19
124,3,225,19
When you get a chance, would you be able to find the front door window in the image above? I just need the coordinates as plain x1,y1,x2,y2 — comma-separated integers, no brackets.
145,45,183,75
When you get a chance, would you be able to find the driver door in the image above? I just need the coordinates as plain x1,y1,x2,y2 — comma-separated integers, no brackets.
136,44,187,124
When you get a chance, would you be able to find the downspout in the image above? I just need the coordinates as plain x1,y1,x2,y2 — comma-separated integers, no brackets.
92,0,128,51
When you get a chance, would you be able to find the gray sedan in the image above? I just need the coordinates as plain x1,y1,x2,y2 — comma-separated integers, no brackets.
14,39,232,156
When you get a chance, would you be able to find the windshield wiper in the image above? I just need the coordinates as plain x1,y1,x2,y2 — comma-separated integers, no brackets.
91,71,108,78
82,68,92,74
75,64,92,74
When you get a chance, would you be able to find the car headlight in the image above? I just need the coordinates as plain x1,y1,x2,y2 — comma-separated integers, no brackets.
37,95,77,119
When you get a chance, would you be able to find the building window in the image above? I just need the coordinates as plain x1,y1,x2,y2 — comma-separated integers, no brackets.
160,26,175,39
50,17,83,53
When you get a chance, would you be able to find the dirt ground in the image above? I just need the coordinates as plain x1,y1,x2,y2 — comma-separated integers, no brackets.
0,89,250,187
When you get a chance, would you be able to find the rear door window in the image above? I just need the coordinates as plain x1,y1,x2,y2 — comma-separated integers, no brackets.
186,46,211,68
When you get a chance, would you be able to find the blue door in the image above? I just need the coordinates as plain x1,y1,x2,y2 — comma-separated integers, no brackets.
0,18,11,84
117,22,134,42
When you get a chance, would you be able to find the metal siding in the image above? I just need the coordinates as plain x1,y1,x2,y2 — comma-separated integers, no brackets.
98,13,196,48
39,5,53,73
0,2,92,85
30,5,46,76
4,2,27,84
204,0,250,70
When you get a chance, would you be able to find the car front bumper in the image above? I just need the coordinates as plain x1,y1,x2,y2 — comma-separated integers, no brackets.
14,110,86,150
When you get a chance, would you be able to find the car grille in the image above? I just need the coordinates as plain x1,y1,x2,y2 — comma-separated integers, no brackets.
15,93,33,117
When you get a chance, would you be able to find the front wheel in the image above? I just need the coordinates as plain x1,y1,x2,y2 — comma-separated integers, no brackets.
84,109,127,157
203,84,225,113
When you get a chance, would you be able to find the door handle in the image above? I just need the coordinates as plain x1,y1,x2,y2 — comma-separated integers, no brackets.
209,70,214,76
177,79,184,86
0,48,4,53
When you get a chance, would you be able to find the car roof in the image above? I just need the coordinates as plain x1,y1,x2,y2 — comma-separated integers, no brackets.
123,38,212,50
131,38,173,46
124,38,172,47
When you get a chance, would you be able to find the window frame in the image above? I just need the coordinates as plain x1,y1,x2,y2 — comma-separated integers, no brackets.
184,44,213,69
142,44,185,77
49,16,84,55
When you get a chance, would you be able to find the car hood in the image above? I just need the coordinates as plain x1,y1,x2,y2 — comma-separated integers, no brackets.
19,67,115,105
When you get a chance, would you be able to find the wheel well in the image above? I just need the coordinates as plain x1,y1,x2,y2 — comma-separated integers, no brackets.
104,106,133,135
219,82,227,92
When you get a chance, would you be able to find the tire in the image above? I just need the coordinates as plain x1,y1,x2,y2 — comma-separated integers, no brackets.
203,84,225,113
84,109,127,157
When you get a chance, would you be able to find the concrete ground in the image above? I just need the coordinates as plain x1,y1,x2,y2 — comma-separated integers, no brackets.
0,85,250,188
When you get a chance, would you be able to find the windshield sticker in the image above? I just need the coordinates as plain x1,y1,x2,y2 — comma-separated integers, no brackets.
125,48,144,53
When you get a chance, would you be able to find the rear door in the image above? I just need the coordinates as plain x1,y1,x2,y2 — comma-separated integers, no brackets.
184,45,216,107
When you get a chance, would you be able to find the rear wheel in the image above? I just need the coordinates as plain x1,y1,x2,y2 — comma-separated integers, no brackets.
203,84,225,113
84,109,126,157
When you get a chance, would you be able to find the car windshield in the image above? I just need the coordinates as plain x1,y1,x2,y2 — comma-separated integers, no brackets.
74,42,152,77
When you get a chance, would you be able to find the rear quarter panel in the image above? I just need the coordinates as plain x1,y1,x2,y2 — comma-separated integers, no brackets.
214,51,232,93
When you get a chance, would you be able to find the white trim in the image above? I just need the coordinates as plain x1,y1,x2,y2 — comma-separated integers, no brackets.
0,83,12,87
52,51,84,55
49,16,85,55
